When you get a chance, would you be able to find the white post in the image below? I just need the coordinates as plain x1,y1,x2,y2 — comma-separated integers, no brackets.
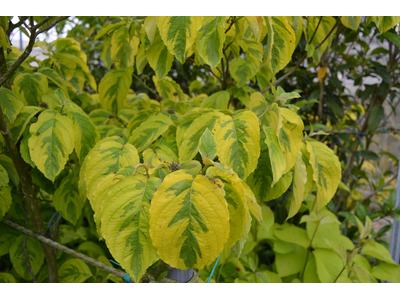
390,150,400,264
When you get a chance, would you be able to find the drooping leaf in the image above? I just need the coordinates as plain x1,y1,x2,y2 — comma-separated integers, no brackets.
195,16,227,69
157,16,203,63
9,106,42,143
178,111,224,162
198,128,218,161
128,113,173,152
0,165,12,221
111,26,137,69
37,67,69,94
361,240,396,264
0,154,19,187
367,105,384,133
84,136,140,201
100,174,161,282
13,73,48,106
287,152,308,219
144,16,157,43
64,103,100,161
28,109,75,181
59,259,93,283
98,67,133,115
200,90,230,109
313,248,344,283
0,273,16,283
149,170,230,270
9,235,44,280
263,126,286,187
371,263,400,283
213,110,260,180
53,173,84,226
0,87,24,124
146,29,174,80
375,16,400,34
341,16,362,31
306,139,342,210
229,58,257,87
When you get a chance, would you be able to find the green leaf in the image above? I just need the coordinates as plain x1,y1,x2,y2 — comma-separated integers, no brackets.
248,92,268,116
229,58,257,87
147,29,174,80
50,52,77,81
371,263,400,282
28,109,75,181
98,67,133,115
9,106,42,143
264,16,296,75
287,152,307,219
111,26,137,69
200,90,230,109
53,173,84,226
157,16,203,63
274,224,310,249
0,272,16,283
238,37,263,64
38,67,69,94
361,240,396,264
13,73,48,106
214,110,260,180
99,175,161,282
382,31,400,48
0,154,19,187
0,87,24,124
64,103,100,161
89,109,112,126
94,21,126,41
306,139,342,210
9,235,44,280
149,170,230,270
195,16,227,69
375,16,400,34
263,126,286,187
59,259,93,283
198,128,217,161
0,165,12,220
275,245,306,277
84,136,140,202
144,16,157,43
313,248,344,283
341,17,362,31
178,111,224,163
368,105,384,132
128,113,173,152
305,17,336,63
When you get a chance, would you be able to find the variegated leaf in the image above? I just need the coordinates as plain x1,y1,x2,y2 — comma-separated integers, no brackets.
147,29,174,79
13,73,48,106
375,16,400,34
263,126,286,187
84,136,140,201
200,90,230,109
149,170,230,270
28,110,75,181
306,139,342,210
198,128,217,161
100,174,161,282
287,152,307,219
0,87,24,124
195,16,227,69
0,165,12,221
128,113,173,152
229,58,257,87
179,111,224,162
213,110,260,180
98,67,133,115
37,67,69,94
341,17,362,31
157,16,203,63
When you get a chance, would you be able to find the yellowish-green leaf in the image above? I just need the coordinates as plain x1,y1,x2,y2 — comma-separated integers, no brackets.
305,17,336,63
341,16,362,31
361,240,396,264
51,52,77,81
100,174,161,282
9,235,44,280
0,165,11,221
306,139,342,210
375,16,400,34
264,16,296,75
98,67,133,114
229,57,257,87
84,136,140,201
237,37,263,65
240,178,262,224
0,87,24,124
287,152,307,219
248,92,268,116
213,110,260,180
263,126,286,187
149,170,230,270
38,67,68,94
59,259,93,283
200,90,230,109
111,26,136,69
94,21,126,41
371,263,400,282
313,248,343,283
147,29,174,80
198,128,217,161
144,16,157,43
178,111,224,162
13,73,48,106
157,16,203,63
128,113,173,152
29,110,75,181
195,16,227,69
0,26,11,51
275,244,306,277
53,173,84,226
0,273,16,283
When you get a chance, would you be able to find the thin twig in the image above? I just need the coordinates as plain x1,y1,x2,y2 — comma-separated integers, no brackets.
315,17,341,50
361,174,398,202
2,219,140,283
309,16,323,45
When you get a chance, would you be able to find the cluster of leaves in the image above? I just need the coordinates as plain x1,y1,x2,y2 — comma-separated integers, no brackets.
0,16,399,283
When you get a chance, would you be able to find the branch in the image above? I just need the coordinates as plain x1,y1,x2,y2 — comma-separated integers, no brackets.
1,219,151,283
36,16,69,35
308,16,323,45
315,17,341,50
361,174,398,202
6,16,28,35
